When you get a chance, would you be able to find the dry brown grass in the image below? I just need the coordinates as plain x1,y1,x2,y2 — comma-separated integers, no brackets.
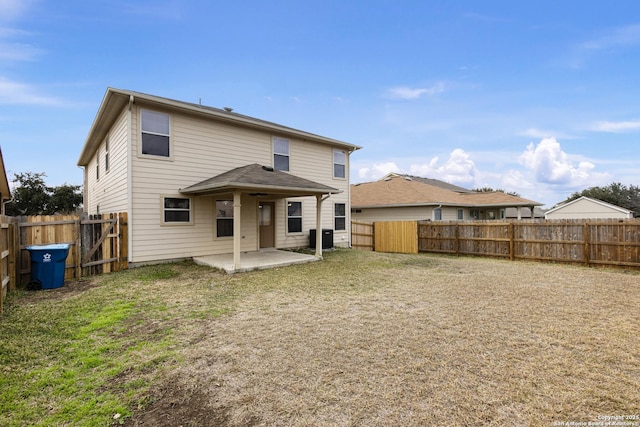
122,250,640,427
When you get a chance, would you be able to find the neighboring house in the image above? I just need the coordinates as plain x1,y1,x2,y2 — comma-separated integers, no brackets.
544,196,634,220
77,88,360,268
0,147,11,215
351,173,542,222
504,206,546,220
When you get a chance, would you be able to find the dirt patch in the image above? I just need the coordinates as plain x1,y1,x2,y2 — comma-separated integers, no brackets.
122,253,640,426
23,279,96,301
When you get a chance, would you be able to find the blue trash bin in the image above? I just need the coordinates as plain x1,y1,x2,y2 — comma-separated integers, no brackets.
26,244,70,289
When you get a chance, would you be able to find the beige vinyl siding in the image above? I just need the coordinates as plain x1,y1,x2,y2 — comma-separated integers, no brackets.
545,198,632,219
128,104,352,262
85,109,129,214
352,206,434,223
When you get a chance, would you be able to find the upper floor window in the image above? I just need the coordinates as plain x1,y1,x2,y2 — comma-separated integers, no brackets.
273,137,289,171
163,197,192,224
141,109,170,157
287,200,302,233
96,154,99,181
216,200,234,237
335,203,346,231
333,149,346,178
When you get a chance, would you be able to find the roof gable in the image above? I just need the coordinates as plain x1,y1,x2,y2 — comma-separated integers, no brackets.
545,196,633,215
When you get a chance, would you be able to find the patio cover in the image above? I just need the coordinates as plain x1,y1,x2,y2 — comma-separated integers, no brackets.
179,163,341,270
179,163,341,197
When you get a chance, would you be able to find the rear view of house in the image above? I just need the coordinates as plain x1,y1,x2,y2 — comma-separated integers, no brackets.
77,88,360,270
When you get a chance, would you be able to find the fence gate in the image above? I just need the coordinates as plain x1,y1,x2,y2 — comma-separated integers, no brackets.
17,212,128,285
80,213,128,276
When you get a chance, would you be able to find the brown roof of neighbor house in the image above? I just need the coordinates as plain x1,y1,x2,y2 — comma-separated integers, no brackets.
351,175,541,208
384,173,472,193
0,146,11,203
180,163,341,197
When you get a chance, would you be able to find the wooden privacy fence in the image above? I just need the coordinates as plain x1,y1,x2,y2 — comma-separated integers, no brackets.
351,221,374,251
352,219,640,270
16,212,128,286
1,215,18,313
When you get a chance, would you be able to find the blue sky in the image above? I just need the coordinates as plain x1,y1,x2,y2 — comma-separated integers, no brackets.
1,0,640,207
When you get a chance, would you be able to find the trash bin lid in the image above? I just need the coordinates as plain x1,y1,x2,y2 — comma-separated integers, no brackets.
26,243,70,251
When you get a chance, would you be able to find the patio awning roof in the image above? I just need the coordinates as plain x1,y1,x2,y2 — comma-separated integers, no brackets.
179,163,341,197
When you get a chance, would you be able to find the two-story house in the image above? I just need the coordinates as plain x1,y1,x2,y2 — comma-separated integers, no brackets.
77,88,360,272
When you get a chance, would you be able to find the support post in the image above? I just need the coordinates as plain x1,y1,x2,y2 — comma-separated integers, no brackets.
233,191,242,271
315,194,323,259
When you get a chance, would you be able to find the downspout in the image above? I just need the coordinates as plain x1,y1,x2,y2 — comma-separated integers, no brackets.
127,95,134,263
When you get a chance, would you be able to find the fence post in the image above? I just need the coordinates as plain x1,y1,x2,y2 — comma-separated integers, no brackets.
584,222,590,267
509,222,515,261
455,223,459,256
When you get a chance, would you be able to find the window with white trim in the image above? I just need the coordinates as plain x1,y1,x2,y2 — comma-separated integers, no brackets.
273,137,289,171
287,201,302,233
163,197,192,224
457,209,464,220
434,208,442,221
141,109,170,157
96,154,99,181
335,203,346,231
216,200,233,237
333,149,346,178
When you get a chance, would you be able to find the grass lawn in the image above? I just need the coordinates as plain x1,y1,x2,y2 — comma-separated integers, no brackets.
1,249,638,426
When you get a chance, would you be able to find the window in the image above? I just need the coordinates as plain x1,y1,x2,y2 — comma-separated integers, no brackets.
163,197,192,223
470,209,480,220
96,155,99,181
216,200,233,237
457,209,464,220
105,136,110,172
500,209,505,219
434,208,442,221
273,137,289,171
333,149,346,178
141,109,170,157
335,203,346,231
287,201,302,233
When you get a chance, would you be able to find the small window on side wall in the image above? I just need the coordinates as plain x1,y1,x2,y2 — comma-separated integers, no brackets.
335,203,346,230
163,197,192,224
141,109,170,157
287,201,302,233
333,149,346,178
457,209,464,220
273,137,289,171
434,208,442,221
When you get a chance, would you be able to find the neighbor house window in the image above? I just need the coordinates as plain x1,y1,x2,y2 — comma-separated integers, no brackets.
335,203,346,231
96,155,99,181
273,137,289,171
216,200,233,237
500,209,505,219
333,149,346,178
141,109,170,157
457,209,464,220
287,201,302,233
434,208,442,221
163,197,192,224
470,209,480,220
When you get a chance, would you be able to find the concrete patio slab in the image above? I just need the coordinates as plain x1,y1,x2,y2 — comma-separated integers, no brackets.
193,248,320,274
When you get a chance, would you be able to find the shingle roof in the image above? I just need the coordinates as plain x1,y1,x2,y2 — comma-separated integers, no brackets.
351,175,541,208
180,163,341,196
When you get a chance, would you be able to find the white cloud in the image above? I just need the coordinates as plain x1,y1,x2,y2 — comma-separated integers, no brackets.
581,24,640,51
358,162,401,181
518,137,608,186
385,82,445,100
408,148,476,185
591,120,640,133
0,77,61,105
